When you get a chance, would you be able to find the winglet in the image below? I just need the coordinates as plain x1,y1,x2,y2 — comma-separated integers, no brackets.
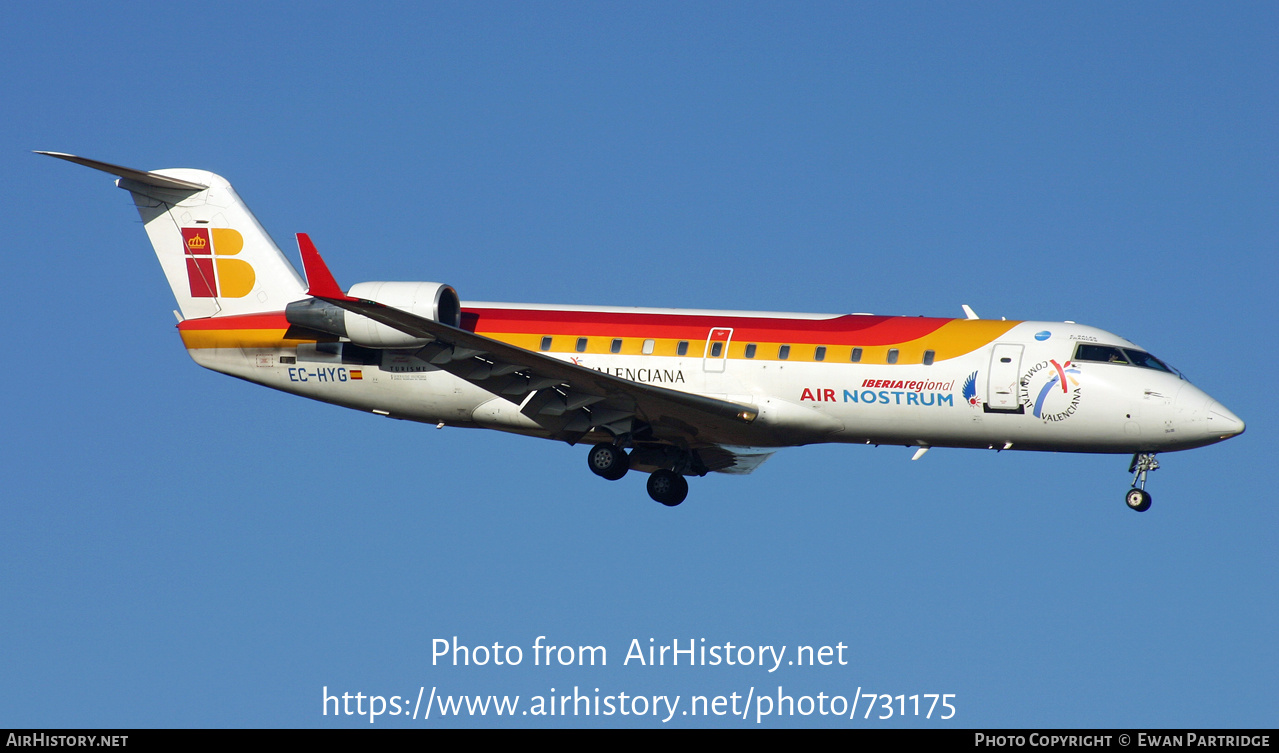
296,233,352,300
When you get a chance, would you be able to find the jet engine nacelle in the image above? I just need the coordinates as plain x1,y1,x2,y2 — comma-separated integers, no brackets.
285,281,461,348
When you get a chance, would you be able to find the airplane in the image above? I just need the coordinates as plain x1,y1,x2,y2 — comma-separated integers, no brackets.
41,151,1245,512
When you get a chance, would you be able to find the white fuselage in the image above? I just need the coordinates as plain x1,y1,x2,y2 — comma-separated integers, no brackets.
184,305,1242,456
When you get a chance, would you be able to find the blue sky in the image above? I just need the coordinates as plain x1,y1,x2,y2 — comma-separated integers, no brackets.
2,2,1275,728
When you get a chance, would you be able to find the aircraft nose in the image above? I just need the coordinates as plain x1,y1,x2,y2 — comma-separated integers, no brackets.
1170,386,1244,447
1205,400,1246,439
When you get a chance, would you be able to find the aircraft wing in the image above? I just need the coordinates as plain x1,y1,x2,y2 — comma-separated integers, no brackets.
296,235,763,459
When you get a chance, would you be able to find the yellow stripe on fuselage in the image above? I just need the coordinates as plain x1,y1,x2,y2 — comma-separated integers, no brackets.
179,328,320,350
475,319,1020,364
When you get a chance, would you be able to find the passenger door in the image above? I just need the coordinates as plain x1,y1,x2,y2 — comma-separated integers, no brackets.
703,327,733,373
986,343,1024,411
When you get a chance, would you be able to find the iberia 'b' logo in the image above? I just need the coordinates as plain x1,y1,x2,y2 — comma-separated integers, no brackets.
180,227,255,298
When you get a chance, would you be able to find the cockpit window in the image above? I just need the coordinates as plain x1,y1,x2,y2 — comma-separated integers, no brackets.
1073,344,1182,377
1074,344,1129,364
1122,349,1176,375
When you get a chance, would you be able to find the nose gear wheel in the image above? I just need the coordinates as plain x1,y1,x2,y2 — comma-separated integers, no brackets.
1125,453,1159,512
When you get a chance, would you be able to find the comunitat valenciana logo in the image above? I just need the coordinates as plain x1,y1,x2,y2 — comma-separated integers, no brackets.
1019,359,1083,422
180,227,255,298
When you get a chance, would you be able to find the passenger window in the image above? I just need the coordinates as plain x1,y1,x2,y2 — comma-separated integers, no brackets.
677,341,689,356
886,348,899,364
540,336,552,351
610,338,622,354
779,345,791,360
850,347,862,363
923,350,935,365
576,337,588,353
642,339,655,355
710,342,723,358
815,346,827,362
745,343,757,359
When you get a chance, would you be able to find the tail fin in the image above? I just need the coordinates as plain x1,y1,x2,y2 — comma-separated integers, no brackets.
40,152,307,319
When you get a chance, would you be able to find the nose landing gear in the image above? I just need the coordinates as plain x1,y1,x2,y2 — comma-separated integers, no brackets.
1125,452,1158,512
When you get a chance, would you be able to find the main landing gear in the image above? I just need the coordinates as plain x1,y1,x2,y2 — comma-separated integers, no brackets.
1125,452,1159,512
646,469,689,507
586,442,693,507
586,442,629,481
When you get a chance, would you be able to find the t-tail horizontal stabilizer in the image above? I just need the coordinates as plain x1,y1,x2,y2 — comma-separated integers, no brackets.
36,151,208,191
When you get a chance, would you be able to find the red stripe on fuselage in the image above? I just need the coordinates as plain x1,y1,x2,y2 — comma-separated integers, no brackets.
177,312,291,331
